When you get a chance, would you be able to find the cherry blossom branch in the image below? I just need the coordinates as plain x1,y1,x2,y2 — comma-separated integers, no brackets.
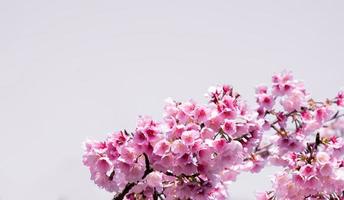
113,153,153,200
83,71,344,200
112,182,135,200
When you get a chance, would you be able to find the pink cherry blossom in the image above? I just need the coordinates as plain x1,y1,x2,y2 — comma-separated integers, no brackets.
221,119,236,135
145,171,163,191
336,90,344,106
83,70,344,200
181,130,199,146
256,93,275,109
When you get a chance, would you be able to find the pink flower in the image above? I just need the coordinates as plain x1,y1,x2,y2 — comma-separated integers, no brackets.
248,158,267,173
316,151,330,165
255,85,268,94
136,116,160,142
336,90,344,106
127,163,145,182
221,119,236,135
319,163,333,176
171,139,188,155
198,147,213,162
194,106,208,123
217,141,243,165
96,157,112,173
304,176,319,189
272,71,295,96
255,192,269,200
145,171,163,190
300,164,314,177
276,136,303,153
153,139,170,156
292,173,305,185
280,90,306,112
153,154,174,172
200,128,215,139
133,131,147,145
221,168,239,181
257,93,275,109
205,115,223,131
213,138,227,153
220,108,237,120
118,146,137,164
315,106,331,122
181,130,199,146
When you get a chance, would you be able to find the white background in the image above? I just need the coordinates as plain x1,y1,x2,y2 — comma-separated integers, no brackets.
1,1,344,199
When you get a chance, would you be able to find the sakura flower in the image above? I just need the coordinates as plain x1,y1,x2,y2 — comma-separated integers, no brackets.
145,171,163,191
255,85,268,94
336,90,344,106
221,119,236,135
316,151,330,165
255,192,269,200
257,93,275,109
200,127,215,139
96,157,112,173
280,90,306,112
153,139,170,156
171,139,188,156
181,130,199,146
194,106,209,123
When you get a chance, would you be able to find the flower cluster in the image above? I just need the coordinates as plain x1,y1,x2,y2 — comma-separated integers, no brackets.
83,71,344,200
83,85,263,200
255,71,344,200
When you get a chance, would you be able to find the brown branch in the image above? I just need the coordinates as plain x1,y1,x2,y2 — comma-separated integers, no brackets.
112,182,135,200
142,153,154,179
113,153,153,200
234,133,250,142
328,112,344,122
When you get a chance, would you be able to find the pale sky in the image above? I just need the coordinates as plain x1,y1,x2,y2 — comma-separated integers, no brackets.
1,1,344,199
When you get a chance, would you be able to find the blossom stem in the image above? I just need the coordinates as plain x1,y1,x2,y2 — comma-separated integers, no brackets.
113,153,153,200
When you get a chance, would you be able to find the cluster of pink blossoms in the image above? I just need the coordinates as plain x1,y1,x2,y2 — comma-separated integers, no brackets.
255,71,344,200
83,71,344,200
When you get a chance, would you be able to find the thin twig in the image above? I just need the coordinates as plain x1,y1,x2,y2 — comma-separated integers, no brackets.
113,153,153,200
